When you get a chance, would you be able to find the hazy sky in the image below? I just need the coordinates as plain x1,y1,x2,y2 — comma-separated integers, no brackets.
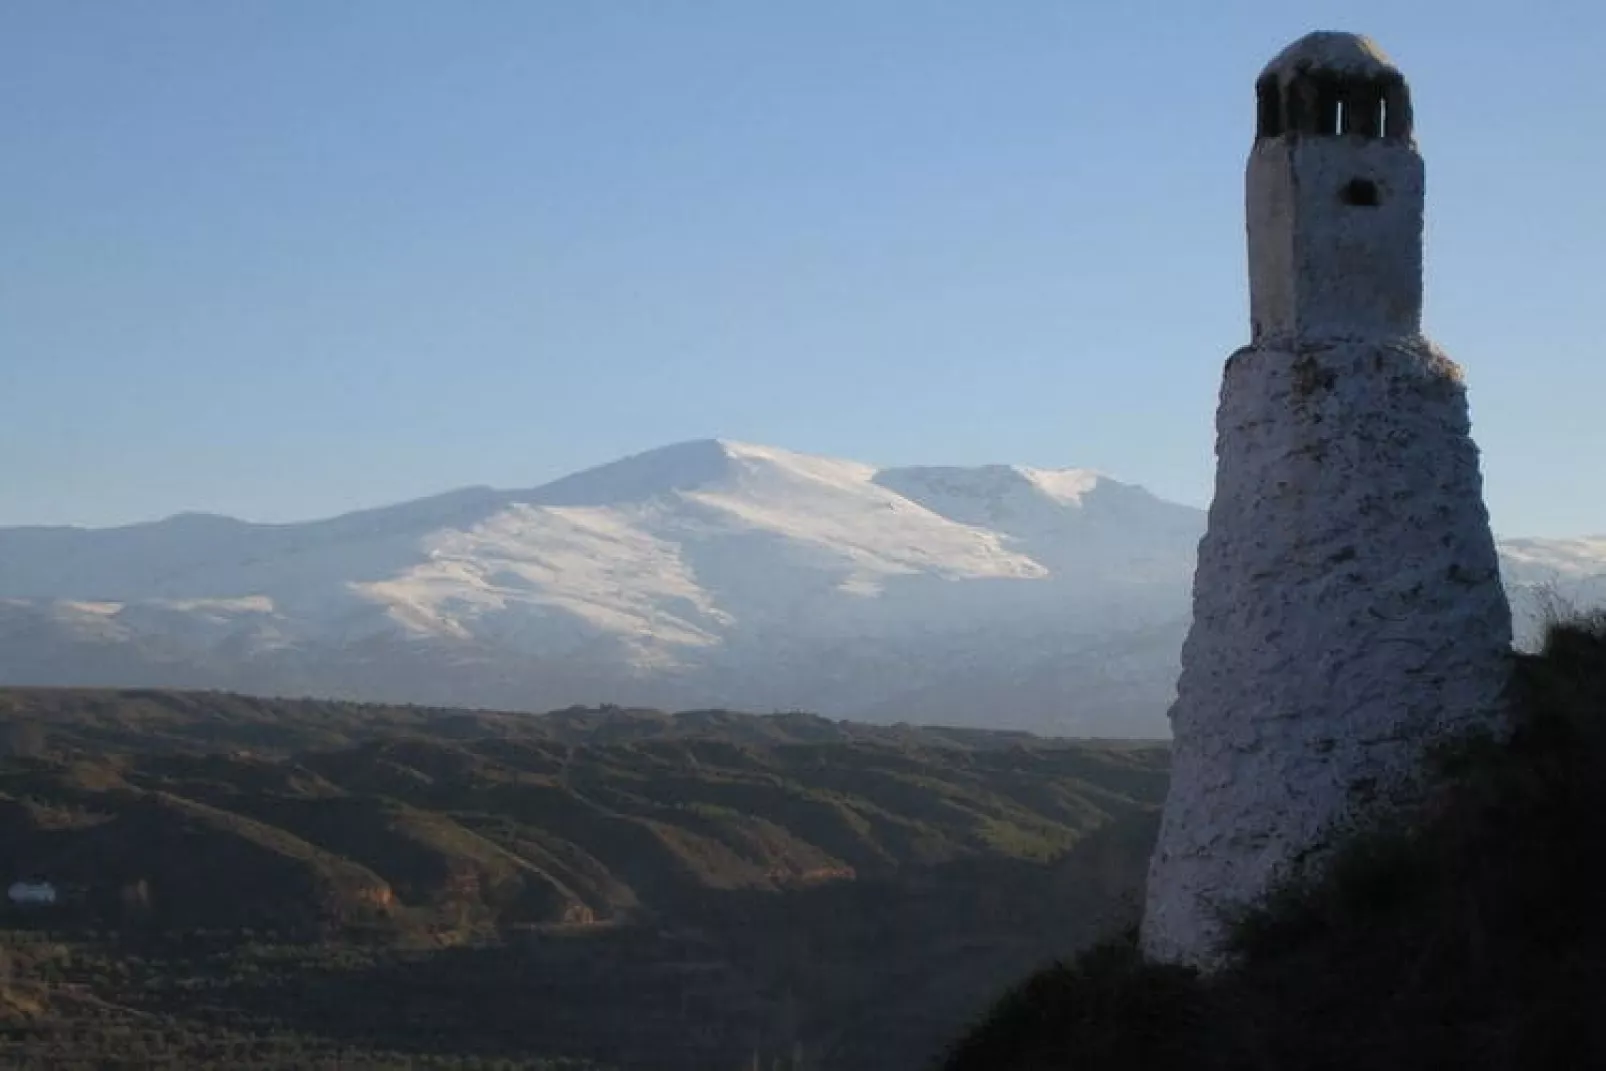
3,1,1602,536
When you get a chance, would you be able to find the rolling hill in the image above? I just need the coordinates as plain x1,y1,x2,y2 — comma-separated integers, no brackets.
0,686,1167,1069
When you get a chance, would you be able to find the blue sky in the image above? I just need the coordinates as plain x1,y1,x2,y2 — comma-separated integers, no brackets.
3,1,1601,536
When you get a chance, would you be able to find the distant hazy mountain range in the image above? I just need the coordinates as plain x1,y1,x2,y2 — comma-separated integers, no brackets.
4,440,1603,737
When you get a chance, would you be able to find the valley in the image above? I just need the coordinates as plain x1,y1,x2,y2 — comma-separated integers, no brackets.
0,687,1166,1069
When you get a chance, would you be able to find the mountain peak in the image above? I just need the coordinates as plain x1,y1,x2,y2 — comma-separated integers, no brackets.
523,439,876,508
524,439,742,507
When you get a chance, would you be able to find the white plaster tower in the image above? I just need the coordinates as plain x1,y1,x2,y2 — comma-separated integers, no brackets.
1140,32,1513,968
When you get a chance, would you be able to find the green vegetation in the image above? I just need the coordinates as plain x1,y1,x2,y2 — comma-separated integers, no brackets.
0,689,1166,1069
942,615,1606,1071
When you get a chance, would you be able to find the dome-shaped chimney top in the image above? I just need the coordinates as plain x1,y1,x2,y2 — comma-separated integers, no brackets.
1255,32,1412,142
1259,32,1400,85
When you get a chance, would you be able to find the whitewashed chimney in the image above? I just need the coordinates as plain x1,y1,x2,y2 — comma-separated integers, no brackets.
1139,32,1513,969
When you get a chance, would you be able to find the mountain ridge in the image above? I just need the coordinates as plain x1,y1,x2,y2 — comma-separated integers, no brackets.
4,440,1603,736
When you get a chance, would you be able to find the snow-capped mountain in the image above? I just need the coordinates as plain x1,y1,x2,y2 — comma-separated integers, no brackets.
3,440,1602,737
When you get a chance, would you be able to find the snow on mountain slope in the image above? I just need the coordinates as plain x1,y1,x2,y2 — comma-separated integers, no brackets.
1498,536,1606,582
361,502,728,654
342,440,1055,658
873,464,1204,584
1497,536,1606,646
2,439,1604,735
0,487,510,621
872,463,1105,528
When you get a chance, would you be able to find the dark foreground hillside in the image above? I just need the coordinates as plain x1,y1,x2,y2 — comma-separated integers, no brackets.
943,616,1606,1071
0,690,1167,1070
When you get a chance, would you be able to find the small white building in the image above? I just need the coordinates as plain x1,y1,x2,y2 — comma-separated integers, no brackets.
7,880,58,906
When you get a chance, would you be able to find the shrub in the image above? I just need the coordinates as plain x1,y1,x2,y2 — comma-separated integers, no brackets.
942,615,1606,1071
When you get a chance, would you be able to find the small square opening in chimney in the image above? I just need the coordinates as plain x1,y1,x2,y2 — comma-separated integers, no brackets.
1341,178,1381,207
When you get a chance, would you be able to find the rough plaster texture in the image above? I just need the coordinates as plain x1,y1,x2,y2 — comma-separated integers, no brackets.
1248,138,1424,344
1140,32,1513,969
1260,32,1399,84
1140,339,1512,967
